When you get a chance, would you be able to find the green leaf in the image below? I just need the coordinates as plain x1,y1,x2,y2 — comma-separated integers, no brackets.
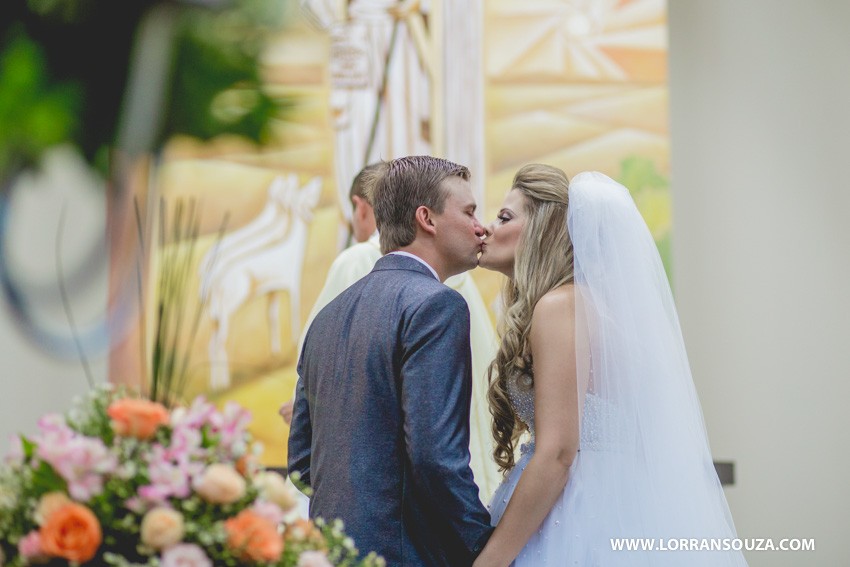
0,28,81,173
30,460,67,494
19,435,37,461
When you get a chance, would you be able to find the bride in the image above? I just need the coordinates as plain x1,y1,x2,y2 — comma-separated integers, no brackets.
474,164,747,566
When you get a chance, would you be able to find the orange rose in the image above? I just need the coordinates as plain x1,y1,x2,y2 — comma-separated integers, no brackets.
235,453,258,477
224,510,283,563
39,503,102,563
107,398,169,440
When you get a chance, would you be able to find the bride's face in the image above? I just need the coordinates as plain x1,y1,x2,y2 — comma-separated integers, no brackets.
479,189,528,277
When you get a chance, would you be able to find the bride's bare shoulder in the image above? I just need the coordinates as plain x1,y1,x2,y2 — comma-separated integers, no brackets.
533,284,575,318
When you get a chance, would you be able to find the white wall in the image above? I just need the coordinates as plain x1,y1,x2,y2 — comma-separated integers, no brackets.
669,1,850,565
0,149,108,451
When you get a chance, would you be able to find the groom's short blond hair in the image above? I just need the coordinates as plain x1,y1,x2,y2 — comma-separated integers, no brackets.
366,156,470,254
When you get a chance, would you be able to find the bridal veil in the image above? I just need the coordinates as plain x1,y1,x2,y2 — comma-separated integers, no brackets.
565,171,748,565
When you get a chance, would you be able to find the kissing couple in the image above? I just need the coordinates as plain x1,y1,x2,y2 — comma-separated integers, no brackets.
288,156,747,566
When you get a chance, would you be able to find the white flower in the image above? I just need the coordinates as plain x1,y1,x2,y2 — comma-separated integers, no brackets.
230,439,247,457
297,550,333,567
252,441,265,456
254,471,298,511
169,407,188,427
0,482,16,510
160,543,212,567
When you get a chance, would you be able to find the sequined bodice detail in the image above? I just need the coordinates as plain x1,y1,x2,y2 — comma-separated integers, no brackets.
507,374,536,434
507,374,614,451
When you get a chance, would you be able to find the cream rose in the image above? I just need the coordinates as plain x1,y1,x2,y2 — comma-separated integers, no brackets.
298,550,333,567
254,471,297,512
34,492,72,526
194,464,246,504
140,508,185,550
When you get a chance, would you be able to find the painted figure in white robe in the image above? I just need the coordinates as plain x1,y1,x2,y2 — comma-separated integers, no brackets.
300,0,432,244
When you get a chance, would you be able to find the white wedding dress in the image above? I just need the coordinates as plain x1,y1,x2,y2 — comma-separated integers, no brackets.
488,172,748,566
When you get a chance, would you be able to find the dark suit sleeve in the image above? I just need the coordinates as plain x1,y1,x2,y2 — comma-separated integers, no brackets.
401,289,495,561
287,355,312,492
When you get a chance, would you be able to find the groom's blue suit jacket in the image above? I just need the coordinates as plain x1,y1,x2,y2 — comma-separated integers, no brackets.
288,254,494,566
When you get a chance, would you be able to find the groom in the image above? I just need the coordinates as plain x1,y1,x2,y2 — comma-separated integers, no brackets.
288,156,494,566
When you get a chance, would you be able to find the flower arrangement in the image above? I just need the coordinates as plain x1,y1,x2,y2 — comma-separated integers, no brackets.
0,385,383,567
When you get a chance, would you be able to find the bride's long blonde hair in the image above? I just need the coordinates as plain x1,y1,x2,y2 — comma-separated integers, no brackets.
487,164,574,473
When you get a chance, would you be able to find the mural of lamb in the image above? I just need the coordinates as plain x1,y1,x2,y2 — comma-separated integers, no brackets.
199,175,295,297
200,175,322,391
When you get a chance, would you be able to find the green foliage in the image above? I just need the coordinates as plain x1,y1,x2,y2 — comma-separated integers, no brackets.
29,460,67,494
0,29,81,173
26,0,99,22
0,0,288,180
618,155,668,193
67,388,117,444
164,2,283,146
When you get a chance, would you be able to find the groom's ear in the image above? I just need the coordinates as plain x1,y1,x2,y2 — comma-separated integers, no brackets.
414,205,437,236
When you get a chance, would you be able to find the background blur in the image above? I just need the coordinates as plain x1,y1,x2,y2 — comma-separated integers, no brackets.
1,1,848,565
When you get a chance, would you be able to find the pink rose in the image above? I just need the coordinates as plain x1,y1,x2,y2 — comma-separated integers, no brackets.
18,531,48,563
194,464,245,504
160,544,212,567
251,499,285,525
298,550,333,567
140,508,185,550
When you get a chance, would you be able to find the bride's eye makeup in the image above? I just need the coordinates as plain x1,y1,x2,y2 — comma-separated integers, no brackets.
497,210,513,224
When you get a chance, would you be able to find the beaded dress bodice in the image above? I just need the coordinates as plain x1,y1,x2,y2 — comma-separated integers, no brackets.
507,373,613,452
506,374,536,435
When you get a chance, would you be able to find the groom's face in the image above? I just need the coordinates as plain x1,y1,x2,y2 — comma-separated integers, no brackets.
431,177,485,276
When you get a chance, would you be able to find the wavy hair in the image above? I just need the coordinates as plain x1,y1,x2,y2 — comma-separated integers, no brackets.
487,164,575,473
